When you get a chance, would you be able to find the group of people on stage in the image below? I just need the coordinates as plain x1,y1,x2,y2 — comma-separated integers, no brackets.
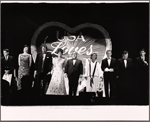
1,43,149,104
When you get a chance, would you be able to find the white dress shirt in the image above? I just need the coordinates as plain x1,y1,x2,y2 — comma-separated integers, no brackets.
5,56,8,61
42,53,46,68
43,54,46,61
124,59,127,68
107,57,111,66
73,59,76,65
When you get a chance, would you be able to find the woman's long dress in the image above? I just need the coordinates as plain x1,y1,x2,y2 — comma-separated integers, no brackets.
18,54,30,90
46,58,66,95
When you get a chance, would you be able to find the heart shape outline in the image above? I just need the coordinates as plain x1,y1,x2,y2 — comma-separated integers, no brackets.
31,22,112,61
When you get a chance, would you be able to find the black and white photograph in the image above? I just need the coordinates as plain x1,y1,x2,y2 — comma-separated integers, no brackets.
1,1,149,121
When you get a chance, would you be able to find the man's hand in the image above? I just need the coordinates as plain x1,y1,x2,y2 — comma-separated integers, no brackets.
47,72,51,75
4,70,10,75
50,70,54,75
144,61,148,66
104,68,109,72
109,68,114,72
32,81,34,87
34,71,37,78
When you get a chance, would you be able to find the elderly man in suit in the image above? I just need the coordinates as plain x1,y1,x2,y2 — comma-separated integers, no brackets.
65,51,83,96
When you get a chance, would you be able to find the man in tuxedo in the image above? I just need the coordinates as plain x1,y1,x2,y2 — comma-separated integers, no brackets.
101,50,117,98
117,51,133,98
136,49,148,99
1,49,17,78
136,49,148,68
65,51,83,96
1,49,17,104
34,44,52,96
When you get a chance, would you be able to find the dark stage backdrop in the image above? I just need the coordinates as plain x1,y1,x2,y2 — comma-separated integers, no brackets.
1,3,149,69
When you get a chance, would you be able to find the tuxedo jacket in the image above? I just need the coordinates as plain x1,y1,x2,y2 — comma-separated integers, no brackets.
136,57,148,80
136,57,148,69
1,56,14,75
117,58,133,77
101,57,117,80
101,58,117,72
34,52,52,75
65,58,83,77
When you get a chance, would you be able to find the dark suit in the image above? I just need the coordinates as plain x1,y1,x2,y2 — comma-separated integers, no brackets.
101,58,117,97
1,56,14,76
1,55,15,87
34,52,52,95
117,58,133,98
136,57,149,99
1,56,16,105
136,57,148,69
29,56,35,87
65,58,83,96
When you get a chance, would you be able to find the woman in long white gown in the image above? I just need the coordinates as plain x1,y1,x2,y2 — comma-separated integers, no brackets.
46,48,67,95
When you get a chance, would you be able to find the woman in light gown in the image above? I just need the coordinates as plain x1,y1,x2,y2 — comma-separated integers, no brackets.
46,48,67,95
17,45,32,90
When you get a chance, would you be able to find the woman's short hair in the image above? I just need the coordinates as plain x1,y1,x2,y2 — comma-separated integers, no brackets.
57,48,63,54
90,53,97,59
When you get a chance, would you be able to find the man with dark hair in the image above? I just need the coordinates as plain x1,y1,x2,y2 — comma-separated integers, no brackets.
101,50,117,98
136,49,148,67
1,49,16,77
117,51,133,98
1,49,17,104
34,44,53,97
136,48,148,100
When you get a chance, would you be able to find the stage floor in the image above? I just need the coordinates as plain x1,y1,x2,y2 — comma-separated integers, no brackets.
2,93,149,106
